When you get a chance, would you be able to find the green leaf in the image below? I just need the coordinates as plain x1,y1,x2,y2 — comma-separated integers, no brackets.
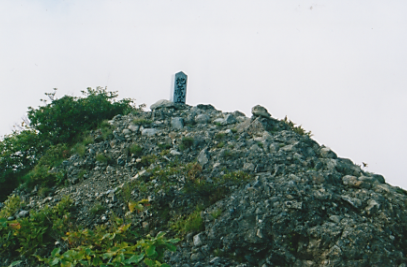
145,245,157,257
165,243,177,252
144,258,154,267
8,261,22,267
93,256,104,265
124,254,144,264
156,231,166,238
168,238,180,244
51,247,61,257
50,257,61,266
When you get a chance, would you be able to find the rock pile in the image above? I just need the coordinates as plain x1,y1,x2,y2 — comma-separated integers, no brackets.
2,100,407,267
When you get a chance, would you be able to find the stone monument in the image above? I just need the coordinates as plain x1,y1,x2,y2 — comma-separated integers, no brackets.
172,71,187,104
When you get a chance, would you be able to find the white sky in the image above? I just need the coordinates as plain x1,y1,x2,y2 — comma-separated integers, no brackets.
1,0,407,189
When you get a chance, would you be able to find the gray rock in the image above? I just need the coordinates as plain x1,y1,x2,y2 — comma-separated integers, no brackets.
213,118,225,125
128,124,140,132
193,233,205,247
170,149,182,156
150,99,176,110
251,105,271,118
195,114,210,124
17,210,29,218
243,162,255,172
320,147,337,159
197,148,210,166
171,117,184,129
141,128,159,136
224,114,237,125
122,129,132,135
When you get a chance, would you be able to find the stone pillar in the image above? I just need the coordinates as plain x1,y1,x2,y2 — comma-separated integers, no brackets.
172,71,187,104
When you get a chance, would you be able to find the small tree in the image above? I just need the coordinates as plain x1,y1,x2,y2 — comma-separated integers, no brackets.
28,87,134,145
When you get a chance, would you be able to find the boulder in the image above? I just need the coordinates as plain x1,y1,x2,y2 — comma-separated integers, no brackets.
251,105,271,118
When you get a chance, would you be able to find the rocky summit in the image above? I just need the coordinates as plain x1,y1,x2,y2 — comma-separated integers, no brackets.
2,100,407,267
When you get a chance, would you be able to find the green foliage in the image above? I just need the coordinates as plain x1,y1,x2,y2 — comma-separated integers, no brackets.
210,209,222,220
0,195,25,219
90,203,106,216
129,143,143,156
183,165,253,205
1,87,134,199
283,116,313,137
28,87,134,145
216,141,225,148
0,130,42,201
214,133,225,140
36,213,178,267
98,120,115,141
20,144,69,190
0,196,73,261
139,155,158,168
96,153,108,163
171,206,204,234
78,169,87,180
1,196,178,266
72,143,86,157
82,135,94,146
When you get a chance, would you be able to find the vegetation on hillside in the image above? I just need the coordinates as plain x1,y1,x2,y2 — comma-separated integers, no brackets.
0,87,134,201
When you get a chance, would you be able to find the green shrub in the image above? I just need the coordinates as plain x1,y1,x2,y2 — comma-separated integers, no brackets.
0,130,44,201
72,143,86,157
216,141,225,148
28,87,134,145
82,135,94,145
0,196,73,261
129,143,143,156
95,153,108,163
171,206,204,234
0,195,25,219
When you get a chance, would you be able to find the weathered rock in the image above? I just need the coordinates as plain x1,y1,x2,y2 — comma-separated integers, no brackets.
251,105,271,118
171,117,184,129
141,128,159,136
150,99,176,110
197,148,210,166
195,114,210,124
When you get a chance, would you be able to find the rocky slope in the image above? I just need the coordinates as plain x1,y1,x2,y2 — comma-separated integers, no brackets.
2,100,407,267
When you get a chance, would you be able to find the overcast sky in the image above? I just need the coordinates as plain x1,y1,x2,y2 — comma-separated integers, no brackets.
1,0,407,189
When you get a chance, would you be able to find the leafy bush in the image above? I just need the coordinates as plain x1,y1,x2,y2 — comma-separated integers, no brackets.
28,87,134,145
171,206,204,234
20,144,69,190
0,195,73,261
0,130,43,201
72,143,86,157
